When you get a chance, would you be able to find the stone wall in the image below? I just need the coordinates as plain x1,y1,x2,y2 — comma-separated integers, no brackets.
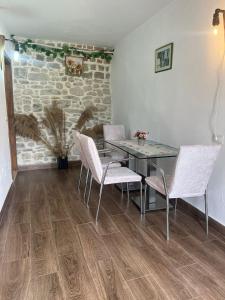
13,39,112,166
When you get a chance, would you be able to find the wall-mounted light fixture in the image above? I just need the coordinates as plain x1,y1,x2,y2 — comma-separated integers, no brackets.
212,8,225,35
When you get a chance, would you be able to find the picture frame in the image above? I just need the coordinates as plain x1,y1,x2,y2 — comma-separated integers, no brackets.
155,43,173,73
65,55,83,76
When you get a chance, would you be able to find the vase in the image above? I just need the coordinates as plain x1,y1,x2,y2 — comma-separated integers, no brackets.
57,156,68,169
138,139,145,146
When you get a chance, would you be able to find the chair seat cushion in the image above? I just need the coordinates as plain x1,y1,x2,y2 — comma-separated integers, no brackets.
100,157,121,168
145,175,173,196
104,167,141,185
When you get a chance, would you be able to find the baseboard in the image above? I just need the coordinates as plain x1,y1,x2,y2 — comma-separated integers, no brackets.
18,160,81,171
177,198,225,236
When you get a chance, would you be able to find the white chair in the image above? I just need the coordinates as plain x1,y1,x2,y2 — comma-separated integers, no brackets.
103,124,126,140
103,124,127,160
79,134,143,221
145,145,221,240
74,131,121,200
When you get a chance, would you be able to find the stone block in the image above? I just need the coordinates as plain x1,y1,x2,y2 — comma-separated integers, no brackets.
70,87,84,96
40,89,61,95
33,103,42,112
33,60,45,67
103,88,110,95
103,96,111,104
36,54,45,61
28,73,48,81
83,72,93,79
56,82,63,89
48,62,61,69
14,68,28,79
98,65,104,71
94,72,104,79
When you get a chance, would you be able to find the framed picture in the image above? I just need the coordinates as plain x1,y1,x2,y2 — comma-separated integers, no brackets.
65,56,83,76
155,43,173,73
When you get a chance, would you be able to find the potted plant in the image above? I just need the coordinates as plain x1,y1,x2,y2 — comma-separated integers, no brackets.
134,130,149,146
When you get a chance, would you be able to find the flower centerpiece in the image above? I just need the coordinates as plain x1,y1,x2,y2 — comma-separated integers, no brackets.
134,130,149,146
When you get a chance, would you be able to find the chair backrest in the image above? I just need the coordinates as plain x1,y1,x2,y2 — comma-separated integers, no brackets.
103,125,125,141
79,134,103,184
73,131,89,169
169,145,221,198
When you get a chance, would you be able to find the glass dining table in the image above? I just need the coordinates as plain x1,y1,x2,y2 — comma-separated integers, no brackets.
105,139,178,213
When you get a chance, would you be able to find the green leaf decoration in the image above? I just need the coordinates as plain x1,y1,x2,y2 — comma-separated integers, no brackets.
12,37,113,62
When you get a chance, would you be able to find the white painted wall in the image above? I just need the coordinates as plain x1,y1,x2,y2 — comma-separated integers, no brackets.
112,0,225,225
0,23,13,212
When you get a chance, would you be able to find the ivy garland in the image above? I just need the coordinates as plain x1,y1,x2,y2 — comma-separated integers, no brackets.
11,36,113,62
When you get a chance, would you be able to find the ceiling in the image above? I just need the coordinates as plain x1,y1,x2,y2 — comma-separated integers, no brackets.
0,0,172,47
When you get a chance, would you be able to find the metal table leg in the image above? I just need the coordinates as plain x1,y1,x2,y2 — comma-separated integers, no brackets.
132,158,173,212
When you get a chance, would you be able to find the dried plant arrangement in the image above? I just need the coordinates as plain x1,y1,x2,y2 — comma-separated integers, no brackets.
15,102,104,168
15,101,72,161
81,124,103,139
75,105,103,138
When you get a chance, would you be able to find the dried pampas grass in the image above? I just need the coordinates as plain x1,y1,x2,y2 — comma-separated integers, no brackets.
15,101,71,158
75,105,98,131
15,102,104,158
14,114,41,142
81,124,103,139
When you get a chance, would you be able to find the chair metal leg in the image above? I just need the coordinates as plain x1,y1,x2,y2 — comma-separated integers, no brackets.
96,184,103,222
127,182,130,202
205,192,208,236
166,194,170,240
174,198,178,215
144,184,147,214
84,169,89,200
86,176,93,207
121,183,124,198
140,182,144,214
78,163,83,191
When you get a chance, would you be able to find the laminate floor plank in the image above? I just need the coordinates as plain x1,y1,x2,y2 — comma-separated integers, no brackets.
127,212,194,268
90,185,123,216
31,230,58,277
172,211,216,242
0,258,30,300
63,193,92,225
88,202,119,236
30,193,51,233
10,201,31,224
58,252,101,300
13,180,30,203
111,214,196,299
52,219,77,256
203,238,225,258
27,273,65,300
178,263,225,300
103,232,149,280
0,217,10,262
4,223,30,263
143,211,190,242
179,236,225,286
127,275,170,300
44,184,69,221
77,223,134,300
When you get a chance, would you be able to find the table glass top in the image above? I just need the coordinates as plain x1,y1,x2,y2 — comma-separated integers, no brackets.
105,139,178,159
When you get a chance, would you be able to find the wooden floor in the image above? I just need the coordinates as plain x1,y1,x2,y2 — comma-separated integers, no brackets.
1,168,225,299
